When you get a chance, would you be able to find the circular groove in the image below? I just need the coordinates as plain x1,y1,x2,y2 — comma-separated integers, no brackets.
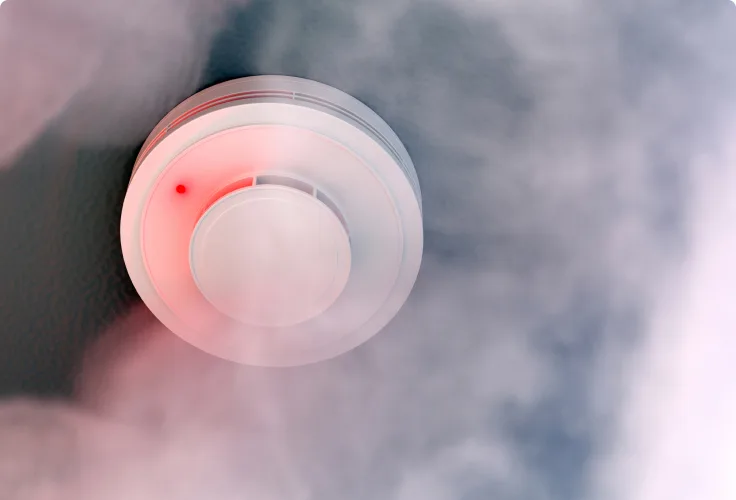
131,78,422,211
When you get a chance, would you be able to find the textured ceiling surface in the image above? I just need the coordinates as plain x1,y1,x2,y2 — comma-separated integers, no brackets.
1,1,736,499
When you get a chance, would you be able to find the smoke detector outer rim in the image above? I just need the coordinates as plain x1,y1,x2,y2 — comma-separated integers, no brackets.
120,76,423,367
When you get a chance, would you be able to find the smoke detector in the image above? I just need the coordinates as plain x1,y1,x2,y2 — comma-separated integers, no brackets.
120,76,423,367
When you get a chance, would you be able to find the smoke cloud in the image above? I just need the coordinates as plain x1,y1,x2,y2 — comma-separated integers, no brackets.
0,0,243,165
1,0,736,499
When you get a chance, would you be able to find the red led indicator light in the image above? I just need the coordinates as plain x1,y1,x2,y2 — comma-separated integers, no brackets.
175,184,187,194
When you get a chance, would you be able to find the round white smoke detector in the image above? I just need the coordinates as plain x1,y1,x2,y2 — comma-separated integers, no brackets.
120,75,423,367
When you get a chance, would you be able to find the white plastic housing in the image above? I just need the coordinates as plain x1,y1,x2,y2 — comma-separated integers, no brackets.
120,75,423,367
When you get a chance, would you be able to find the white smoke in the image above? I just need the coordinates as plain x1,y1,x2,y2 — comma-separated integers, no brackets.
1,0,736,499
587,126,736,500
0,0,242,165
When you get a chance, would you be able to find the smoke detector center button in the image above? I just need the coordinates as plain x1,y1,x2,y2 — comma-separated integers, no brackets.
190,184,351,327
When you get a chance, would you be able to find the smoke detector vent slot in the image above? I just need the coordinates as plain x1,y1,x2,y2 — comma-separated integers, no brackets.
255,174,315,195
316,190,349,232
255,174,349,236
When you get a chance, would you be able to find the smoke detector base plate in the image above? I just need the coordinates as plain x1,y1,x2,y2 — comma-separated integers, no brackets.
120,76,423,367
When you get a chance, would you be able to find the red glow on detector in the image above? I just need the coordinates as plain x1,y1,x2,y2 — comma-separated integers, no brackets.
197,177,254,218
175,184,187,194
